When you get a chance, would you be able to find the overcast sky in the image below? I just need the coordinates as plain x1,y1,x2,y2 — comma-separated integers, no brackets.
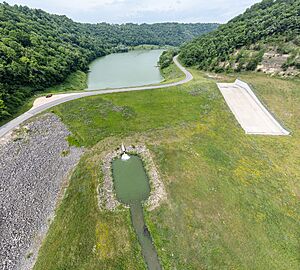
2,0,261,24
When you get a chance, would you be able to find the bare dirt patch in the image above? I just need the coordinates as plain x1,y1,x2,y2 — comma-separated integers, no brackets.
257,51,299,77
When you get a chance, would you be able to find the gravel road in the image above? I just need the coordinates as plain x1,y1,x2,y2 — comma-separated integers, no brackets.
0,114,84,270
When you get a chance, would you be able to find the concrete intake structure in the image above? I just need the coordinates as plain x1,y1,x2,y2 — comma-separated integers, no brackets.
217,79,290,136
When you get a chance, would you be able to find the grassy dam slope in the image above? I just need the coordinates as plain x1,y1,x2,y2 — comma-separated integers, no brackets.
33,69,300,269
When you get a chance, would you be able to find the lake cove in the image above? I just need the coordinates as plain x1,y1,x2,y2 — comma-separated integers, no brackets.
87,50,164,90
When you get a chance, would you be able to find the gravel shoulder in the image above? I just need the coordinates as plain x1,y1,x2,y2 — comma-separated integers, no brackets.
0,113,84,270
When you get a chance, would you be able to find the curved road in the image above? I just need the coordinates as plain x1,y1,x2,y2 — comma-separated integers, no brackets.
0,56,193,138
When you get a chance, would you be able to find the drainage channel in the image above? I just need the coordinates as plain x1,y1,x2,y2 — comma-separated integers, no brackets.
112,155,161,270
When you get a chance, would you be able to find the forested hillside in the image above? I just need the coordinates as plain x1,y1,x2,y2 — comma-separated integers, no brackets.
180,0,300,74
0,2,218,121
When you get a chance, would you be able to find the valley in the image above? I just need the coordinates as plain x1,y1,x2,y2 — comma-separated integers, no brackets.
0,1,299,269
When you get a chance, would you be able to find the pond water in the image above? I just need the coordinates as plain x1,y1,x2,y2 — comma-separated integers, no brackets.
87,50,164,90
112,156,161,270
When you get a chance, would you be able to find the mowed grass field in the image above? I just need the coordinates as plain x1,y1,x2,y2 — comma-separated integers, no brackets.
34,70,300,269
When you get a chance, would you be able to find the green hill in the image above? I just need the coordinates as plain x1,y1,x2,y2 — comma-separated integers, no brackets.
0,2,218,121
180,0,300,74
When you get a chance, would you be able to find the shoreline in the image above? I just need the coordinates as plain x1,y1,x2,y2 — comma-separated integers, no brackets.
0,55,193,139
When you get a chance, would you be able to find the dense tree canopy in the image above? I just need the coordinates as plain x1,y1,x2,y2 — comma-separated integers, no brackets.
180,0,300,72
159,49,179,69
0,2,218,121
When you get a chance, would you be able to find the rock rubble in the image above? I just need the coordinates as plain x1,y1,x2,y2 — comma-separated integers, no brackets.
0,113,83,270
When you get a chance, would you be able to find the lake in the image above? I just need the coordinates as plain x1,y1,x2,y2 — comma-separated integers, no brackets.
87,50,164,90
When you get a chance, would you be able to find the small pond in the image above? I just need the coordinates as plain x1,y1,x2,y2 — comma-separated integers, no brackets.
87,50,164,90
112,155,161,270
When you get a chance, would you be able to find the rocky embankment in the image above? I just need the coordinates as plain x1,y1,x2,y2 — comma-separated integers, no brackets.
0,113,83,270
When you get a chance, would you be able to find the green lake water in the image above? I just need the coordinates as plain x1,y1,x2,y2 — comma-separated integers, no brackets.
112,156,161,270
87,50,164,90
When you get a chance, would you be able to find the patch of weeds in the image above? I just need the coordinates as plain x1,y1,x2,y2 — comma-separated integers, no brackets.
22,126,30,134
67,135,81,147
26,252,33,259
112,104,136,117
200,104,211,115
61,149,70,157
188,86,209,96
121,106,136,119
12,126,30,142
13,136,23,142
94,98,136,120
111,105,123,113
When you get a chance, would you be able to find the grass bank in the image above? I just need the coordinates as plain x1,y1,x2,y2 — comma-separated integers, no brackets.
45,70,88,93
34,69,300,269
160,62,186,84
0,94,36,127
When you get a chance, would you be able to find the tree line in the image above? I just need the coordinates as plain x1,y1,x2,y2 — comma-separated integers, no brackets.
0,2,218,121
179,0,300,72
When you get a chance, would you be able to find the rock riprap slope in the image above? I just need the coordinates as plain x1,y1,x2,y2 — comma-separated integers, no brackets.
0,114,83,270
